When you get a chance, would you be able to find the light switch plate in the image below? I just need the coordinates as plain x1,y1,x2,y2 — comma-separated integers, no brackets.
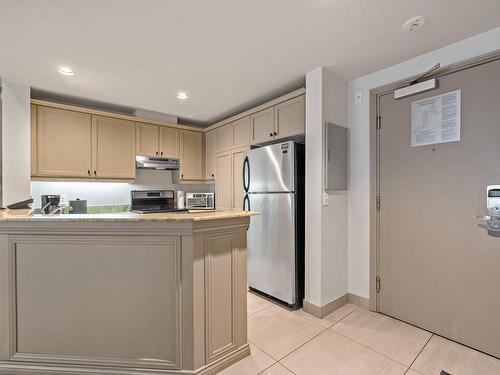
322,191,329,206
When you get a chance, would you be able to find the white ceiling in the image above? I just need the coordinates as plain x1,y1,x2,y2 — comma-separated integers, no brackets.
1,1,499,124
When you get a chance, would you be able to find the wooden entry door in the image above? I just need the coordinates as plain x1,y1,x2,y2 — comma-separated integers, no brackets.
377,57,500,358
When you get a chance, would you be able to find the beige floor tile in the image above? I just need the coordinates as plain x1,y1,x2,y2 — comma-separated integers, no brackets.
331,309,431,366
247,292,274,316
281,330,407,375
405,370,423,375
219,343,275,375
323,303,360,324
248,305,326,360
411,335,500,375
261,363,295,375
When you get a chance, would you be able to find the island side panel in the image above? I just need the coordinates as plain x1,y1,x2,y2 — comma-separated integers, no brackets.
0,235,11,360
7,234,182,370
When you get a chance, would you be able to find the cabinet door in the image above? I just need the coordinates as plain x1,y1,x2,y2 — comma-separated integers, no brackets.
160,127,180,158
31,105,38,176
217,123,234,152
232,148,248,210
136,123,160,157
250,107,275,144
180,130,204,181
37,106,92,178
205,130,217,180
92,116,136,179
233,116,250,148
216,152,233,209
275,95,305,139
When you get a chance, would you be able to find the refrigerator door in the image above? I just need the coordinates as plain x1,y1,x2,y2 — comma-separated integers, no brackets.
247,192,296,304
244,141,295,193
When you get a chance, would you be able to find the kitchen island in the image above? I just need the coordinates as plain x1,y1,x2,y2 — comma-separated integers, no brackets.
0,210,253,375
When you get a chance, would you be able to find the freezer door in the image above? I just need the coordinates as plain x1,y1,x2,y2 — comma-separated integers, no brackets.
244,141,295,193
247,192,296,304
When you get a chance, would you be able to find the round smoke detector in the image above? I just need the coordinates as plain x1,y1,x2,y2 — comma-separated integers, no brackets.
402,16,426,32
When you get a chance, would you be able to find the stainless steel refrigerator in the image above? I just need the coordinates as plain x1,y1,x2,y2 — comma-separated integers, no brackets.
243,141,305,309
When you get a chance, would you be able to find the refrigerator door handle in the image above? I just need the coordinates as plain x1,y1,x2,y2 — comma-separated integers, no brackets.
243,194,250,211
243,156,250,192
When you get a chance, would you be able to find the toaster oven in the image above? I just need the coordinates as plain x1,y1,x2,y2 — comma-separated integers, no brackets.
185,193,215,210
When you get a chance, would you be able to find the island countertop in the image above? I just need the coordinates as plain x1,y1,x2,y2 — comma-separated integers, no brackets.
0,209,256,222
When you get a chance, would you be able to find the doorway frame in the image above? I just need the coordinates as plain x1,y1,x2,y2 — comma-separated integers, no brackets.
368,50,500,312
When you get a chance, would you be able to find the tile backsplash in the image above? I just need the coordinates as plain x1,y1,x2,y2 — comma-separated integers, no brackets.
31,169,214,208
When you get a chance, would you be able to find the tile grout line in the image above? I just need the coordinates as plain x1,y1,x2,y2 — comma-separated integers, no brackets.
403,333,434,375
275,308,360,364
247,304,274,317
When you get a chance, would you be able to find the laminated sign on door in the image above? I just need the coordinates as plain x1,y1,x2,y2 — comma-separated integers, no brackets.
411,89,461,147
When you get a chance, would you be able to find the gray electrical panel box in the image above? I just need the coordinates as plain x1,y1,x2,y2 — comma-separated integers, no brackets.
324,122,348,190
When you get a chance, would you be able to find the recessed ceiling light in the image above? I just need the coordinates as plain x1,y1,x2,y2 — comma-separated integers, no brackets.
177,92,188,100
402,16,426,32
57,66,75,76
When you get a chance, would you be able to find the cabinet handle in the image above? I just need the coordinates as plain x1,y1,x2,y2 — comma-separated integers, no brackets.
181,174,184,178
87,170,90,176
274,131,277,136
269,132,273,137
161,151,163,156
156,151,159,156
211,174,214,178
93,170,97,176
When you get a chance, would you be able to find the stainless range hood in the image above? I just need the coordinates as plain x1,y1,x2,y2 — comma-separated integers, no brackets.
136,156,180,170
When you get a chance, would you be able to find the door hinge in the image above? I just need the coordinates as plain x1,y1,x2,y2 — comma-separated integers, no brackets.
376,276,381,293
376,195,381,212
376,116,381,129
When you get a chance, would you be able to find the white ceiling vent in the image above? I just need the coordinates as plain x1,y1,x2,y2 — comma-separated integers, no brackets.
402,16,426,32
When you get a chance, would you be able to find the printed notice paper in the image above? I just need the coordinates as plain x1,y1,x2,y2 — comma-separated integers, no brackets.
411,89,461,147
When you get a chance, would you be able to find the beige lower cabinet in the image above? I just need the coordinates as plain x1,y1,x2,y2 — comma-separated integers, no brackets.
0,215,250,375
92,116,136,179
36,106,93,178
180,130,204,181
232,148,248,210
216,151,233,209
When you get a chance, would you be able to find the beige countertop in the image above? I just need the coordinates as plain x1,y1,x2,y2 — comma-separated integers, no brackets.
0,209,257,222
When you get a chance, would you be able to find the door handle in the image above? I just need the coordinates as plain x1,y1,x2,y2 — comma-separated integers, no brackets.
243,156,250,192
243,195,250,211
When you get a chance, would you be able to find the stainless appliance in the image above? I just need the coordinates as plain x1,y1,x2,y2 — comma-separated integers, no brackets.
69,198,88,214
41,195,61,215
135,156,180,170
186,192,215,210
243,141,305,309
131,190,187,214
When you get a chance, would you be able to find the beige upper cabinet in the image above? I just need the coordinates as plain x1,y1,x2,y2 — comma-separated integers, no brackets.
275,95,305,139
92,116,136,180
36,106,92,178
136,123,160,157
250,107,275,144
30,105,38,176
232,116,250,148
205,130,217,180
216,151,233,209
232,148,248,210
180,130,204,181
160,127,180,158
217,123,233,152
